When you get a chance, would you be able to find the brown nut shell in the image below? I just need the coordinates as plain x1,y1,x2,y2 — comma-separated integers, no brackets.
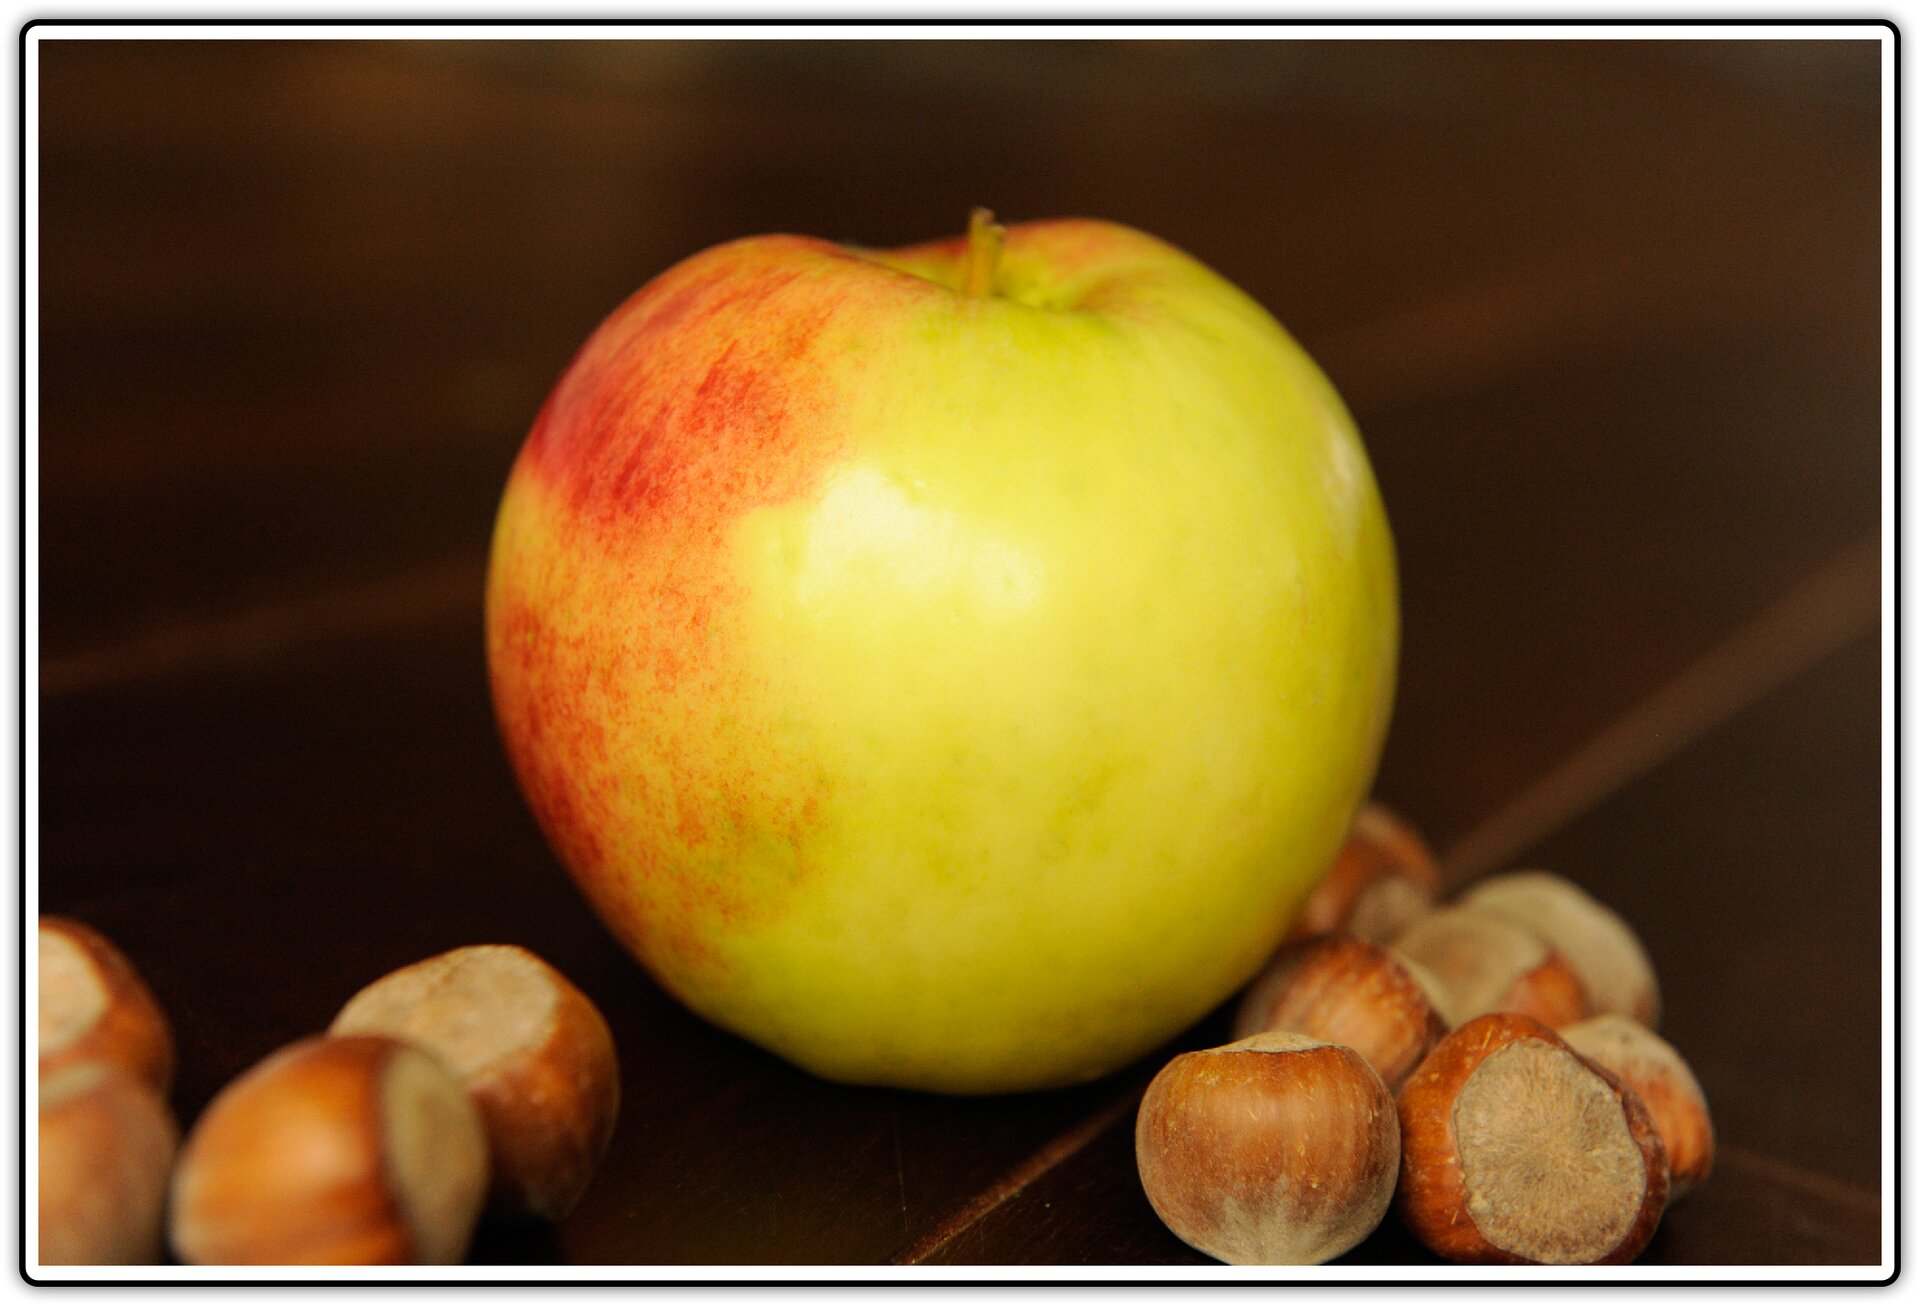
38,918,175,1094
38,1062,178,1266
1562,1015,1713,1200
1461,872,1661,1028
1397,1013,1669,1265
1393,906,1587,1028
331,944,619,1220
169,1035,488,1265
1232,936,1447,1092
1288,803,1440,944
1136,1032,1400,1265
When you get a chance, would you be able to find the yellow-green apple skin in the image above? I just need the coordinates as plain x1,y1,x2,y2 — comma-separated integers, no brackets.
485,217,1398,1093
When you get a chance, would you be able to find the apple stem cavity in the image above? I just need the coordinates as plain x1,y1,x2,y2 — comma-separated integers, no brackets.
960,207,1006,298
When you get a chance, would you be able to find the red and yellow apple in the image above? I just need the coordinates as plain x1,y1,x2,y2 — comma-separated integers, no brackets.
485,213,1397,1093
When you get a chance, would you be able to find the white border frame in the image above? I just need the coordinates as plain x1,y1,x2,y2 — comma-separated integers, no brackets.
14,18,1900,1288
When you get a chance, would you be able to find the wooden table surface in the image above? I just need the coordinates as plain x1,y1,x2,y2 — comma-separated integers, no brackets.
33,33,1888,1274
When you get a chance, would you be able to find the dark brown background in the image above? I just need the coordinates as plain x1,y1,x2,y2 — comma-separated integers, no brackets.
35,34,1887,1271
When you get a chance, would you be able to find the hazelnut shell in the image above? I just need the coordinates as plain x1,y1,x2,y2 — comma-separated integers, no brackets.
38,1061,178,1266
1462,871,1661,1027
1393,906,1588,1028
169,1034,489,1265
1136,1031,1400,1265
38,917,174,1094
1397,1013,1669,1265
1288,803,1440,943
1232,935,1447,1091
331,944,620,1220
1562,1014,1713,1200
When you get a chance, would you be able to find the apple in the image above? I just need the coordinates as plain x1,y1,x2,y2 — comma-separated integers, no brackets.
486,212,1397,1093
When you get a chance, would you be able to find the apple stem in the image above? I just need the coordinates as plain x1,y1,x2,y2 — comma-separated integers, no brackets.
960,207,1005,298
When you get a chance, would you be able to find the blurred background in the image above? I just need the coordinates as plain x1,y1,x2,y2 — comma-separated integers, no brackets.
36,36,1885,1268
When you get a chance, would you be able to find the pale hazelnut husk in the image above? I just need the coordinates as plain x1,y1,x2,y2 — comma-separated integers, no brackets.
1136,1031,1400,1265
38,917,174,1094
169,1035,488,1265
331,944,619,1221
1562,1015,1713,1200
1232,935,1447,1092
1288,802,1440,944
38,1061,178,1266
1460,871,1661,1028
1397,1013,1669,1265
1393,905,1587,1028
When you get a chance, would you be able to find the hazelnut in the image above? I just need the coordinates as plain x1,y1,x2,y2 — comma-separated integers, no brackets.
1231,935,1447,1092
169,1035,488,1265
1461,871,1661,1027
330,944,619,1220
1135,1032,1399,1265
1288,802,1440,944
1393,905,1587,1028
1397,1013,1669,1264
38,1062,178,1265
1561,1015,1713,1200
38,917,174,1093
